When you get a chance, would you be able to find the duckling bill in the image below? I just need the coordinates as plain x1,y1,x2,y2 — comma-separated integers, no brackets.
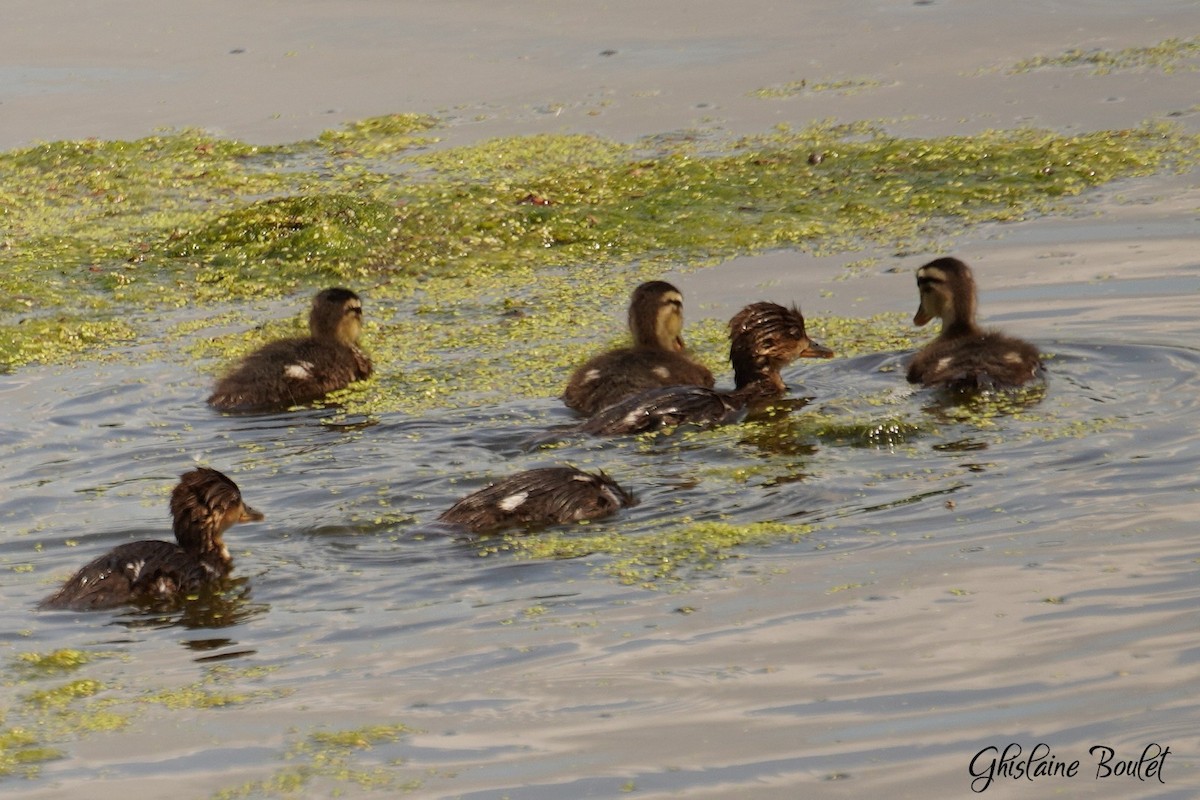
438,467,635,534
581,302,832,436
907,257,1041,390
208,287,373,412
563,280,714,416
39,468,263,611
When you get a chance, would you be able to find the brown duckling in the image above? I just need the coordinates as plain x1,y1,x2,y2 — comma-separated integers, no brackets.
907,257,1041,390
39,468,263,611
438,466,635,534
208,287,373,412
581,302,833,435
563,280,715,415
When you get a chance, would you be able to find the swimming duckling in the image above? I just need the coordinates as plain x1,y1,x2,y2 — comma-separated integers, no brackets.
208,287,373,412
581,302,833,435
907,257,1041,390
438,466,635,534
39,468,263,611
563,281,715,415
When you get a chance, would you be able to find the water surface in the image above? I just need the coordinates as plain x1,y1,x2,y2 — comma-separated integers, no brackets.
4,269,1200,798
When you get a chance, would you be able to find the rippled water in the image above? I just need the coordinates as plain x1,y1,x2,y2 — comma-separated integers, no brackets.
4,261,1200,797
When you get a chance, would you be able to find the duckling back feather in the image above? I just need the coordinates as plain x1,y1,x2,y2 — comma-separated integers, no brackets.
438,467,635,534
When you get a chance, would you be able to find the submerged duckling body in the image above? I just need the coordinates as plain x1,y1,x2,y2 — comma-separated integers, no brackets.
563,281,714,416
581,302,833,435
438,467,635,534
208,287,373,412
39,468,263,611
907,257,1041,390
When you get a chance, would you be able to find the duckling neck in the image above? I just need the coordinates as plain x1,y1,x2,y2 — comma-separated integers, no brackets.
937,316,983,341
936,286,982,340
731,370,786,399
633,323,680,351
733,355,787,390
174,524,234,572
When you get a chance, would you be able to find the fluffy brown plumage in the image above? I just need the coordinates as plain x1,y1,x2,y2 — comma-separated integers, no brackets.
208,287,373,412
39,468,263,611
562,281,714,415
581,302,833,435
438,467,635,534
906,257,1041,390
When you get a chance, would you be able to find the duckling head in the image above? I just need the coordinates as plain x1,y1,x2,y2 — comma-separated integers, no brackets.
628,280,686,351
569,469,638,521
309,287,365,345
170,468,264,564
728,302,833,389
914,257,977,331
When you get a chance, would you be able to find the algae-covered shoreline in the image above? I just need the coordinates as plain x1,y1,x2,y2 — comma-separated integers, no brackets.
2,116,1196,416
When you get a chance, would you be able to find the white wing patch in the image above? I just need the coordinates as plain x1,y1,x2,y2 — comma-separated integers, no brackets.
1003,351,1023,364
652,366,671,380
582,368,601,384
498,492,529,512
935,356,953,373
284,361,315,380
124,560,145,580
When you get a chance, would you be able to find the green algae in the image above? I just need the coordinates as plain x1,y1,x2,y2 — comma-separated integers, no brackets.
486,519,816,586
415,132,633,181
0,654,282,782
166,195,398,277
0,316,137,372
10,649,101,678
137,664,286,711
812,415,933,448
1,115,1195,379
810,311,915,358
0,665,128,778
2,113,1196,589
0,729,62,779
211,723,420,799
751,77,889,99
314,113,439,155
1010,36,1200,75
24,679,106,709
1,651,129,778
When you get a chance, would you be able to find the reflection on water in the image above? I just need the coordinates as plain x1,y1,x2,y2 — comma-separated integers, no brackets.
5,321,1200,796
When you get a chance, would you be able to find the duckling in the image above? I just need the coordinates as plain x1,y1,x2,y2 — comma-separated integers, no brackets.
563,281,715,415
581,302,833,435
907,257,1041,390
208,287,373,412
438,466,635,534
39,468,263,611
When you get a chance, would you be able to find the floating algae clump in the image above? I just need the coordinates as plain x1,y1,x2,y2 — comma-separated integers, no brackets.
210,723,420,799
9,649,99,678
164,194,399,287
486,519,816,586
1,650,127,778
0,115,1196,380
1010,36,1200,75
315,112,439,155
